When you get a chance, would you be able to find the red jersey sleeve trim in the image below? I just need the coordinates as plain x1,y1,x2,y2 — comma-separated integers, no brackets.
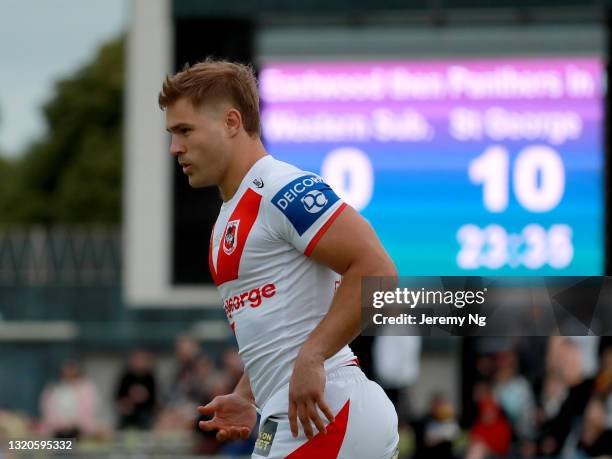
304,202,348,257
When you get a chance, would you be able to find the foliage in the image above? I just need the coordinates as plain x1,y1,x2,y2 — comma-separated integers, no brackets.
0,37,124,224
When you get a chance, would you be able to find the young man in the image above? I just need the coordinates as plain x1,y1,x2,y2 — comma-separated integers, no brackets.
159,59,399,459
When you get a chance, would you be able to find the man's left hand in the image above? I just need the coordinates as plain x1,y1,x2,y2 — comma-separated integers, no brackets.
288,351,335,439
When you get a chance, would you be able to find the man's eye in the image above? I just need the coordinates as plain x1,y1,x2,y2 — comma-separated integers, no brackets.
180,128,191,135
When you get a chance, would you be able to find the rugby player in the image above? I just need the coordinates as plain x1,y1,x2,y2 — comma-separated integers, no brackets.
159,59,399,458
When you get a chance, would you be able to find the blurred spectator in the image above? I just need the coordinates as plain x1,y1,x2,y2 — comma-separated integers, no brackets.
602,359,612,429
193,351,249,455
582,346,612,455
594,346,612,401
576,396,612,457
546,336,566,375
373,335,421,425
205,371,232,399
155,336,204,430
548,336,600,379
411,392,459,459
538,339,595,456
475,337,514,356
466,381,512,459
516,336,548,397
570,336,600,379
193,352,216,403
222,347,244,389
188,348,244,404
492,351,536,441
474,354,496,384
599,336,612,359
155,335,223,455
537,374,567,425
115,349,157,430
207,348,256,456
168,334,206,405
40,360,100,439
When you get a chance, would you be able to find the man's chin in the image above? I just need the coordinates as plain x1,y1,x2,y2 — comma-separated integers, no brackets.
187,176,212,188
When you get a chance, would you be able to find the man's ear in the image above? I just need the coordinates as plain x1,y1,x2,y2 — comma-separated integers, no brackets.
225,108,242,137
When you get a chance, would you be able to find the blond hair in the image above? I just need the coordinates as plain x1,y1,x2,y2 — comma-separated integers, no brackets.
159,58,261,137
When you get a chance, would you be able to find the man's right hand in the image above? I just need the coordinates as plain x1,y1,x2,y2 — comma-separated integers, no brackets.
197,393,257,442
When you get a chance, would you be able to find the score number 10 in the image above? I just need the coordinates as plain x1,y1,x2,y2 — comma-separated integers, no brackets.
457,145,573,270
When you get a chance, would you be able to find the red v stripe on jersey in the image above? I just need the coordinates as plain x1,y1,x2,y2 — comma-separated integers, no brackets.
286,399,350,459
214,188,262,286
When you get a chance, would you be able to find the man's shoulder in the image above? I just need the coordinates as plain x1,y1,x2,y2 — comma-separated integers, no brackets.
257,157,323,202
256,157,342,236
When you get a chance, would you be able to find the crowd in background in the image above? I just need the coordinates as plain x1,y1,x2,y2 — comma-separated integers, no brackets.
370,335,612,459
1,335,612,458
403,337,612,459
0,335,255,456
463,337,612,459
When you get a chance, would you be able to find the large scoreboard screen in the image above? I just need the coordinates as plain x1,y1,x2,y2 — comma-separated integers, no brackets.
259,58,604,275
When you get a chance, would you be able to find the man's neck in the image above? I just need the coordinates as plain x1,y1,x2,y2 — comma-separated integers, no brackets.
218,137,267,202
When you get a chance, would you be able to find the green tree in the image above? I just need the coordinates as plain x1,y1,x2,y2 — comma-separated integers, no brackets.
0,155,13,202
0,37,123,224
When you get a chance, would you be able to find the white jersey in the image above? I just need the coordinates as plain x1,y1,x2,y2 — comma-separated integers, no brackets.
209,155,356,409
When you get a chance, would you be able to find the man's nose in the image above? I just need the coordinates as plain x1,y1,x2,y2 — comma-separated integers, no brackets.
169,138,185,157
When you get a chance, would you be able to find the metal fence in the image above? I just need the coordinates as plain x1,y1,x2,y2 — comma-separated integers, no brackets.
0,226,121,286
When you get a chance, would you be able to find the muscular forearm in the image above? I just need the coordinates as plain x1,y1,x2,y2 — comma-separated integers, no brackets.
233,372,256,405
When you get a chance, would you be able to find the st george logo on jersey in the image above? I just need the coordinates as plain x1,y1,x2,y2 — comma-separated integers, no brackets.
223,220,240,255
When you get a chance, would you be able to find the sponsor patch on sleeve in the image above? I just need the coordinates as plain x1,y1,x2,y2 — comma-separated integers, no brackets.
272,175,340,236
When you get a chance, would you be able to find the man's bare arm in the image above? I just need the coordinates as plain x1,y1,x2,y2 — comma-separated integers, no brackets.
233,372,255,405
288,205,397,438
302,206,397,359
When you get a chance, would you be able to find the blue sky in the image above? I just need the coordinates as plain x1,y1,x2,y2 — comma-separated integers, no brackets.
0,0,127,157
